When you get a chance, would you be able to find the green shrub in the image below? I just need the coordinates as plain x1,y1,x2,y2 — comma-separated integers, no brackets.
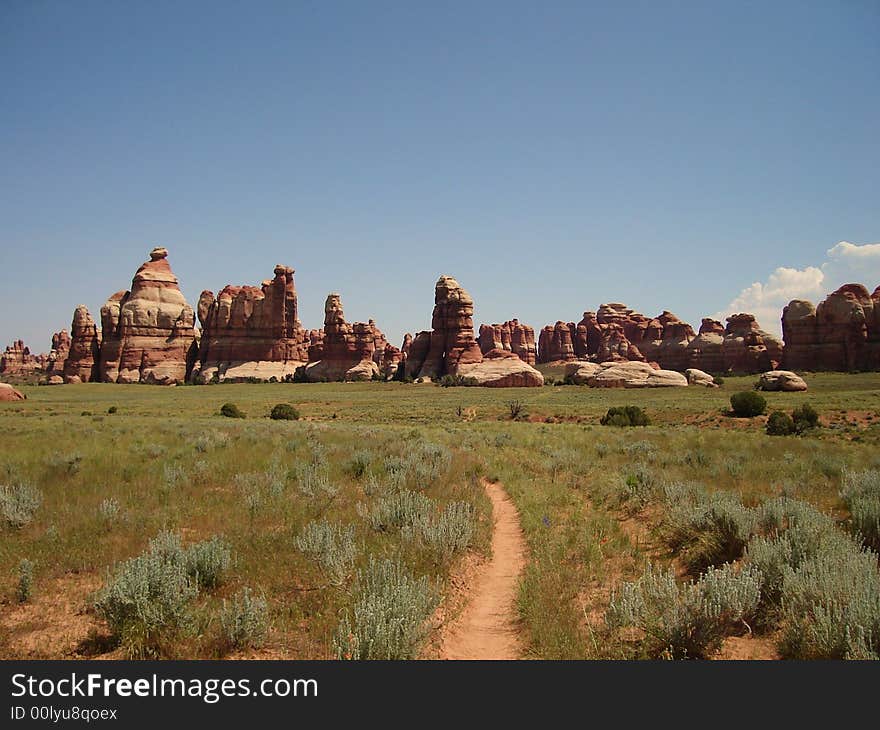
269,403,299,420
600,406,650,427
792,403,819,434
218,588,269,653
403,501,475,561
616,464,659,509
333,557,436,660
0,483,42,529
661,483,757,573
107,406,118,414
295,520,359,585
606,562,761,659
17,558,34,603
438,374,479,387
730,391,767,418
219,402,245,419
840,469,880,550
778,543,880,659
358,490,434,532
766,411,795,436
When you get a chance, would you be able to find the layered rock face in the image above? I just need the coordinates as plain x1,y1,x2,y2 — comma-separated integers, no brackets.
192,264,310,382
0,340,41,377
63,306,101,383
782,284,880,371
539,303,780,373
406,276,543,386
477,320,537,364
99,248,196,384
721,313,782,374
45,330,71,378
304,294,382,381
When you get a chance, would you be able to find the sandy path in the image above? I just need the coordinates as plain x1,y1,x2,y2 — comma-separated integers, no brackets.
439,480,527,660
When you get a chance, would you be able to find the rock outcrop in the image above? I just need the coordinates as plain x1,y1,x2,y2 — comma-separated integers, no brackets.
540,303,780,374
407,276,543,386
63,306,101,383
0,340,41,377
564,360,687,388
782,284,880,371
45,330,71,379
758,370,808,392
685,368,717,387
0,383,26,401
304,294,382,381
477,320,537,364
98,248,196,384
192,264,310,382
721,313,783,374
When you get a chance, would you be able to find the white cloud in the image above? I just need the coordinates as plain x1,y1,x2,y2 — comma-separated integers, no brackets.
714,241,880,336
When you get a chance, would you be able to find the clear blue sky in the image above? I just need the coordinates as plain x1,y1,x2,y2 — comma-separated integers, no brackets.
2,0,878,351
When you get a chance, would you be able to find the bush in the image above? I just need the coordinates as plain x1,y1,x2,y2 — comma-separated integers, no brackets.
438,374,479,387
661,483,757,573
840,469,880,550
730,391,767,418
295,520,359,585
333,557,436,659
616,464,659,510
778,542,880,659
0,483,42,528
606,562,761,659
766,411,795,436
792,403,819,433
403,501,475,561
94,531,232,657
98,498,122,526
107,406,118,414
219,402,245,419
345,450,372,479
600,406,650,427
218,588,269,653
269,403,299,420
507,400,526,420
17,558,34,603
358,490,434,532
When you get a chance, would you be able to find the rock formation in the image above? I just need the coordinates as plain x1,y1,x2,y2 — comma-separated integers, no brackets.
45,330,71,379
564,360,687,388
192,264,310,382
758,370,808,392
63,306,101,383
685,368,717,387
782,284,880,371
406,276,543,387
0,341,41,377
477,320,537,364
539,303,780,374
721,313,782,373
0,383,26,401
304,294,382,381
99,247,196,384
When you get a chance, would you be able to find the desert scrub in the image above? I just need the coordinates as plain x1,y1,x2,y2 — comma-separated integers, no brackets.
729,391,767,418
615,464,660,511
98,497,122,527
358,490,434,532
333,556,436,660
17,558,34,603
295,520,359,585
293,462,337,498
345,450,372,479
792,403,820,433
220,402,246,419
403,501,475,561
600,406,650,427
661,483,757,573
94,531,232,657
217,588,269,653
606,562,761,659
778,542,880,659
269,403,299,420
839,468,880,550
766,411,796,436
1,482,42,528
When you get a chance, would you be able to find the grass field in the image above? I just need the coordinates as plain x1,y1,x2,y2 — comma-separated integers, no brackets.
2,373,880,659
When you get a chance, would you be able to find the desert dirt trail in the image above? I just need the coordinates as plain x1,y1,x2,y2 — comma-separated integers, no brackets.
439,479,527,660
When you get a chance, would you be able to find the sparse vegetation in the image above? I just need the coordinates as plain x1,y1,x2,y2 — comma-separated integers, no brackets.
17,559,34,603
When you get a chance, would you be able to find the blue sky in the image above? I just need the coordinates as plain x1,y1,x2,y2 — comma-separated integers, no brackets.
2,0,878,351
